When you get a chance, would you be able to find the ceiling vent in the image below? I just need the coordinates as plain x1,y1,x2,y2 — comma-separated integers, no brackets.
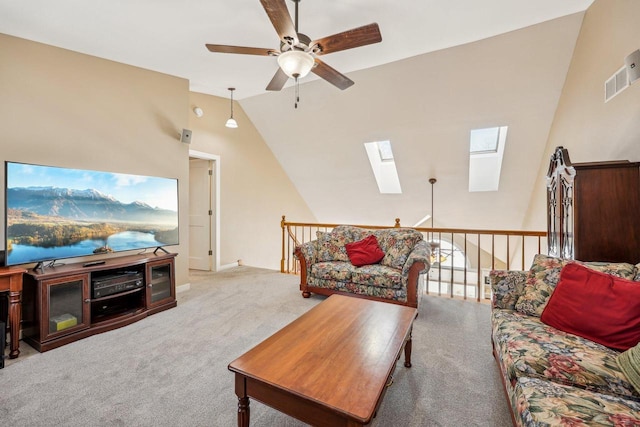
605,66,629,102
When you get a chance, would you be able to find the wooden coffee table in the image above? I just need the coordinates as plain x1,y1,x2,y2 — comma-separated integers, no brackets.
228,294,417,426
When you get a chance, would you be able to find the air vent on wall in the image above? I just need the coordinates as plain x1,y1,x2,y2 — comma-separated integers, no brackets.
605,66,629,102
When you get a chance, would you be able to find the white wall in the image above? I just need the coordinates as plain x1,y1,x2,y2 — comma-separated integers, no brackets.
241,13,584,232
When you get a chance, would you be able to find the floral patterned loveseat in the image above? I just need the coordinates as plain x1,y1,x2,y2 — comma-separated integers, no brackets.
294,225,430,308
490,254,640,426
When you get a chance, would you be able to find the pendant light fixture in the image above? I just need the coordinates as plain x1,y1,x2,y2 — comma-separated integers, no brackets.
428,178,441,263
429,178,437,231
225,87,238,129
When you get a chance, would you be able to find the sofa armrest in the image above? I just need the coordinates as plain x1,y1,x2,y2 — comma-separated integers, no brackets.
294,241,317,296
401,240,431,308
490,270,528,310
295,240,317,266
402,240,431,277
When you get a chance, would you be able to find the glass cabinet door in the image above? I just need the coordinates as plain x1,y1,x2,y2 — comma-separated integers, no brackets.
42,274,90,340
146,260,175,308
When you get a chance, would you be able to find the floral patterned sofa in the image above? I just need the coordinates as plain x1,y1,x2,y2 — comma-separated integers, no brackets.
294,225,430,308
490,254,640,426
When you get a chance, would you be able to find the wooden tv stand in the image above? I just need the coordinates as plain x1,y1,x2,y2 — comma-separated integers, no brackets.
21,252,177,353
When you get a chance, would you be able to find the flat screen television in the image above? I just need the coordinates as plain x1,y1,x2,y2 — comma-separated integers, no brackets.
4,161,179,267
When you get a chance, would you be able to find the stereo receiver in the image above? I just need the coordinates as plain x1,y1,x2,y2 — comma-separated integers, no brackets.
92,272,144,299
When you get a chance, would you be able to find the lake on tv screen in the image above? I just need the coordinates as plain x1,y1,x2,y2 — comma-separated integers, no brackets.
7,231,167,265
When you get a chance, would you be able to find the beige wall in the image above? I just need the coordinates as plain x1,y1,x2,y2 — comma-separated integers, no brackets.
524,0,640,230
8,0,636,277
187,92,315,270
0,34,191,285
1,33,315,283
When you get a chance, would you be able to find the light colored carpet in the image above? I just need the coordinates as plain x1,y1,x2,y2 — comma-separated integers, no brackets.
0,267,512,426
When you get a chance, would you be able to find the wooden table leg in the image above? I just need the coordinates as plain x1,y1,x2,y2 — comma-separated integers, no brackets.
8,290,21,359
404,327,413,368
238,396,250,427
235,374,250,427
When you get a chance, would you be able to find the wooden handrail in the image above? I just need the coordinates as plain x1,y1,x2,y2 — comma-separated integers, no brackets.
281,217,402,230
281,216,547,302
283,218,544,237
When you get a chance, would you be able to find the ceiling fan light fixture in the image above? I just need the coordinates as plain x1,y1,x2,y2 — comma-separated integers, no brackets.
277,50,314,79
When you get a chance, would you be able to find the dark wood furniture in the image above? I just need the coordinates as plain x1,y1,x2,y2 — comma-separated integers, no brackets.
228,294,417,427
547,146,640,263
21,252,176,353
0,320,4,368
0,266,26,359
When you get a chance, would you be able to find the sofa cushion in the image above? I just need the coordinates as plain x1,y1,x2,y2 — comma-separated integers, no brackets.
316,230,351,262
513,376,640,427
514,254,636,317
311,261,356,282
345,235,385,267
490,270,528,311
307,277,408,303
541,263,640,351
343,225,369,242
618,343,640,394
373,228,423,270
514,255,569,317
492,309,640,401
351,264,403,289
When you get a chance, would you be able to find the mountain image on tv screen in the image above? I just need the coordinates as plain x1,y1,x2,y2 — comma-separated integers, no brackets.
5,162,179,266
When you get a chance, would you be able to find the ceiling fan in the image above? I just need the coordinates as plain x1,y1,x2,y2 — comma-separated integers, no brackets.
205,0,382,91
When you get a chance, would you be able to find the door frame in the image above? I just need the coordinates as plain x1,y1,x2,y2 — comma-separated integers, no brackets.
188,149,221,272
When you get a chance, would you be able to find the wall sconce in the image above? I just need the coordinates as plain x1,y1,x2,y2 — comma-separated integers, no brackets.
225,88,238,129
193,107,204,118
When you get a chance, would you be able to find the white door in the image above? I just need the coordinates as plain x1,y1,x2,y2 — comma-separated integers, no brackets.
189,158,213,270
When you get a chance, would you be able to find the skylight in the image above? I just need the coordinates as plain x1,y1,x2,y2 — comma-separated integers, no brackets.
377,140,394,161
364,140,402,194
470,127,500,154
468,126,508,192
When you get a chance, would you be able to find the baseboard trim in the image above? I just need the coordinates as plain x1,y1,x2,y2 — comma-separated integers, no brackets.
176,283,191,293
218,261,240,271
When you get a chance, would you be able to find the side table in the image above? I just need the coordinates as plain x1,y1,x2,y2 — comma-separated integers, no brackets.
0,267,26,359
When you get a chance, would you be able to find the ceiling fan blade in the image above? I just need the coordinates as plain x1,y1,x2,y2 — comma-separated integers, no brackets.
206,44,276,56
312,23,382,55
266,68,289,91
260,0,298,45
311,58,354,90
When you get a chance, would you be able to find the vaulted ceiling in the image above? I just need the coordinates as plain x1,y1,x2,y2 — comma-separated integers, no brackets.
0,0,595,230
241,12,585,229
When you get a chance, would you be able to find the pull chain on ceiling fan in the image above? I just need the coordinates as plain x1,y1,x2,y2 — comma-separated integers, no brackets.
205,0,382,92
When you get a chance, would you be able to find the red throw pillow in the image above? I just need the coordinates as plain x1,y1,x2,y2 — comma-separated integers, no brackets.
541,262,640,351
345,235,385,267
